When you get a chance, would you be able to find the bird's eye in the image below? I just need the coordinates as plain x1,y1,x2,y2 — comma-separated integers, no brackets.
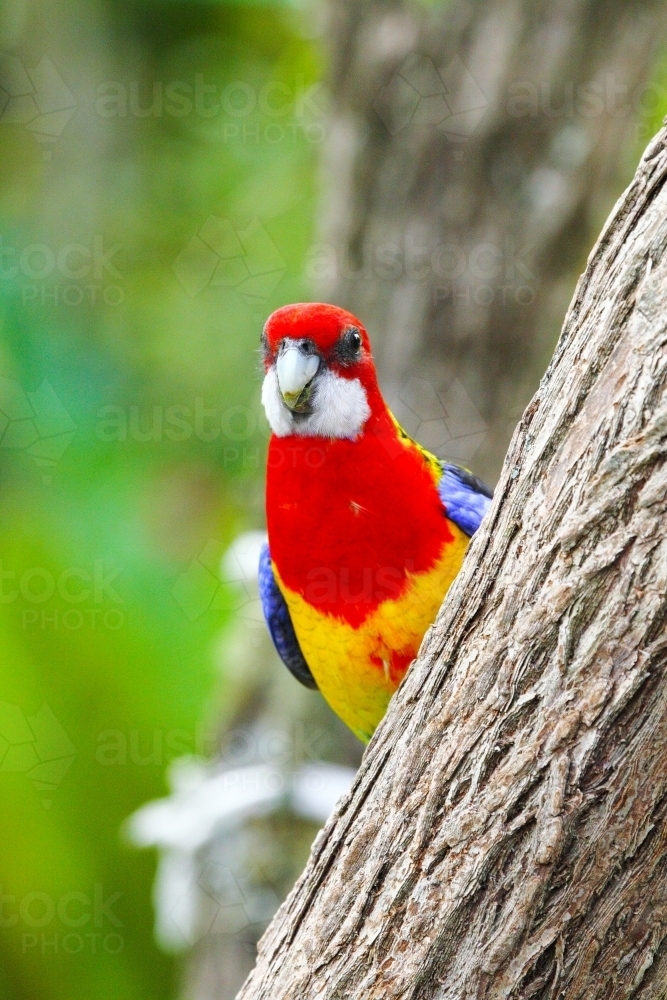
344,328,362,353
335,326,363,365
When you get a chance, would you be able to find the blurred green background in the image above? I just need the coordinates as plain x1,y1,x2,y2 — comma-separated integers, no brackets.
0,1,323,997
1,1,667,998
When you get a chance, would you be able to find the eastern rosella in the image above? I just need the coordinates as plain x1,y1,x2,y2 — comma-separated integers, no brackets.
259,303,492,742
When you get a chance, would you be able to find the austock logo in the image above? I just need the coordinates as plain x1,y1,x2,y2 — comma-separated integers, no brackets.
0,234,125,307
0,702,75,807
171,540,230,622
0,376,76,468
374,54,488,151
307,235,537,306
159,859,267,950
0,883,123,955
172,216,286,302
172,534,264,623
93,72,326,146
0,558,125,633
390,376,487,464
0,53,75,159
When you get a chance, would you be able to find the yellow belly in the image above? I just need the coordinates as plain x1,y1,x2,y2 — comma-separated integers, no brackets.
275,524,469,741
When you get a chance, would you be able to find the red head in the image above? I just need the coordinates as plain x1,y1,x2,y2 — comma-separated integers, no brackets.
261,303,384,439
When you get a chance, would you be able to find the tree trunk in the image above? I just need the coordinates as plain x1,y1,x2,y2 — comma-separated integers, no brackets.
238,123,667,999
315,0,667,483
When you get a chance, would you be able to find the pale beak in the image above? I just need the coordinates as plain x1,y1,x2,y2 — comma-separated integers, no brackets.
276,345,320,411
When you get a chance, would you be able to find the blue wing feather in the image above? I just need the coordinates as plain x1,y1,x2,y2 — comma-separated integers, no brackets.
258,543,318,690
438,464,492,537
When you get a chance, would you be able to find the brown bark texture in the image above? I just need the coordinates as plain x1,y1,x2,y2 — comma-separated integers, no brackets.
238,124,667,999
316,0,667,483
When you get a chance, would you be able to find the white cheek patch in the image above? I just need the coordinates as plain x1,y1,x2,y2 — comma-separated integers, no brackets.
261,367,293,436
308,369,371,439
261,366,371,440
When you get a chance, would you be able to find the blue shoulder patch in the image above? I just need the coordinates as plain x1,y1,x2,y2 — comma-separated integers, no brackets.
438,464,492,537
258,543,318,690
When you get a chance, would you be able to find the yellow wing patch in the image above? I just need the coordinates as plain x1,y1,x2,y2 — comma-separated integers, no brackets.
274,523,469,741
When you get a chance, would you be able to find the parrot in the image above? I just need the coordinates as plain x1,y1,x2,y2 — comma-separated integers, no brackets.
258,302,492,743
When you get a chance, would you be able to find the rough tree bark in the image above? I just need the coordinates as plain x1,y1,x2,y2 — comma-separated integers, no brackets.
238,124,667,999
316,0,667,482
